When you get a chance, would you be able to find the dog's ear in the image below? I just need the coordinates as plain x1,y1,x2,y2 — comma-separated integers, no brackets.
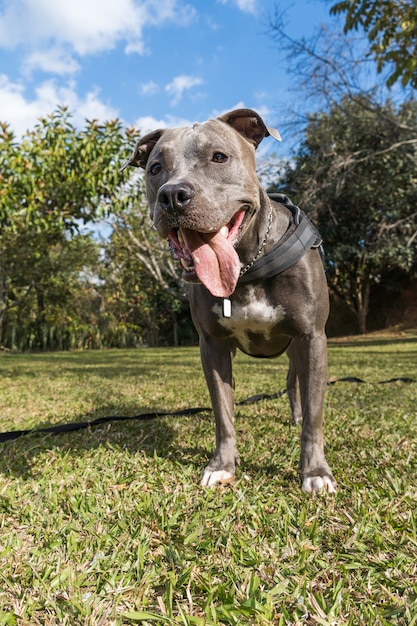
217,108,281,148
120,129,165,172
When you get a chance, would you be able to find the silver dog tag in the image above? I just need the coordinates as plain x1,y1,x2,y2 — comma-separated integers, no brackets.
223,298,232,318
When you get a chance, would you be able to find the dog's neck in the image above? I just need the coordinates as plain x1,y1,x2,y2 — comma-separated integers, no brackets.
239,197,273,279
236,189,286,266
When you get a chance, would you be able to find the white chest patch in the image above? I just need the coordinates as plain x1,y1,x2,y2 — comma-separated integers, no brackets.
212,288,286,353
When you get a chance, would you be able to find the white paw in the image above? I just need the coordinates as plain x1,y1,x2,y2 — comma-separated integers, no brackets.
302,475,336,493
200,469,236,487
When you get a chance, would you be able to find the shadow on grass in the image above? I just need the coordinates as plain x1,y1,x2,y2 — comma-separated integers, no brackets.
0,404,301,482
328,335,417,349
0,348,204,381
2,339,415,482
0,404,215,479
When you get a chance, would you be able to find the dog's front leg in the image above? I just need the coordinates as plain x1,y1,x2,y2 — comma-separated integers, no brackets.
286,355,303,425
199,335,239,487
288,335,337,493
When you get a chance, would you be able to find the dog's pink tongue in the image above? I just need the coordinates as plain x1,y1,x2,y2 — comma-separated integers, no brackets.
181,228,241,297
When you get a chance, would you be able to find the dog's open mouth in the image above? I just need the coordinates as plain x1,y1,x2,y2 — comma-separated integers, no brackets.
168,208,246,298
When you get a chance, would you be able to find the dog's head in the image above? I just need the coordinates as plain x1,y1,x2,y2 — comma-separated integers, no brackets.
121,109,281,298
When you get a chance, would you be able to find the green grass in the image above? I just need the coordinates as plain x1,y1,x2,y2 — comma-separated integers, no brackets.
0,332,416,625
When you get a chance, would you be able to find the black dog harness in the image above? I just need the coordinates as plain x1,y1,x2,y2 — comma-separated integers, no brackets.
238,193,323,285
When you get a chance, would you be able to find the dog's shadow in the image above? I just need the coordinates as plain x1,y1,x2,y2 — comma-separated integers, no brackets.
0,407,294,484
0,407,214,479
0,350,296,481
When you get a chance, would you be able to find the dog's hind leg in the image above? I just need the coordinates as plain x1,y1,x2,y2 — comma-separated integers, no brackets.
289,333,337,493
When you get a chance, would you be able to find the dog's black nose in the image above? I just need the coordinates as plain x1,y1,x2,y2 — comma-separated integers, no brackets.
157,183,194,215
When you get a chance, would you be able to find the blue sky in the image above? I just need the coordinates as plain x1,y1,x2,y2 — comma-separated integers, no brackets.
0,0,334,139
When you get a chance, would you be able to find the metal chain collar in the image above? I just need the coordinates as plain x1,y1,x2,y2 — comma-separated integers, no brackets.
239,199,273,278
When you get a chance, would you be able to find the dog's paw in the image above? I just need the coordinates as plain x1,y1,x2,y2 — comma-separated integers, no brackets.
302,475,337,493
200,469,236,487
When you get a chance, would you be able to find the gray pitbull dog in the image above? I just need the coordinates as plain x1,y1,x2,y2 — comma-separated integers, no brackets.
121,108,336,493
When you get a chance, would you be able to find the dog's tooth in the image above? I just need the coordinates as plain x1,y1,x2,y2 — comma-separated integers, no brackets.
220,226,228,237
178,229,184,245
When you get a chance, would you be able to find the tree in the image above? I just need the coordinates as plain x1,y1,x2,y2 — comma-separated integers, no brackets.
0,107,135,229
110,170,190,303
0,108,137,349
268,7,416,143
330,0,417,88
105,175,194,346
278,96,417,333
102,231,194,347
1,233,103,350
268,11,417,332
0,107,197,350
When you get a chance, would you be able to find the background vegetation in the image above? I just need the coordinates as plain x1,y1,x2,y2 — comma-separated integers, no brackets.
0,0,416,350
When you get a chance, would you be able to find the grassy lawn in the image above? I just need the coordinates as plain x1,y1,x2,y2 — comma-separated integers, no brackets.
0,331,416,625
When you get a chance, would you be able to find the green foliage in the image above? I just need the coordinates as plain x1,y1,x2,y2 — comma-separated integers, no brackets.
1,101,416,348
0,107,195,350
103,224,194,348
104,178,194,347
0,230,102,350
0,108,177,350
0,106,134,230
279,95,417,332
330,0,417,88
0,336,416,623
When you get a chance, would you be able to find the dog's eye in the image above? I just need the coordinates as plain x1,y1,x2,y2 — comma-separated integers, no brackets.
212,152,228,163
149,162,162,175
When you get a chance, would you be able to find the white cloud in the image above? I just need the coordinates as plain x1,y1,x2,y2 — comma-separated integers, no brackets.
0,0,197,70
217,0,257,14
0,75,118,136
165,75,203,105
134,113,194,135
0,0,143,54
22,46,81,76
133,115,169,135
236,0,257,12
71,89,120,126
142,0,197,28
140,81,160,96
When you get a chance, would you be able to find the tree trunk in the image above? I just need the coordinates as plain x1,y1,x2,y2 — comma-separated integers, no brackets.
171,309,178,347
355,281,371,334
